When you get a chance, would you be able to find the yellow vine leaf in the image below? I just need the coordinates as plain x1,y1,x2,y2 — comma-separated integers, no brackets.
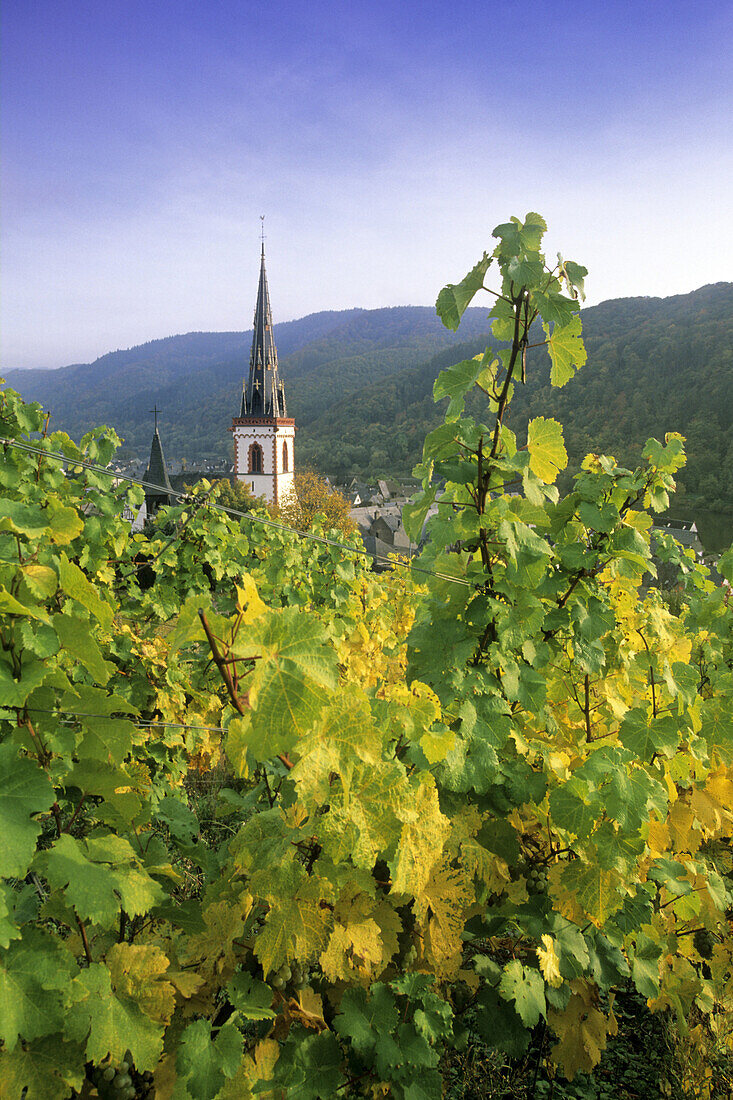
690,769,733,837
390,774,450,898
646,818,670,858
271,994,329,1042
180,893,252,981
318,890,398,984
318,757,406,868
219,1038,280,1100
235,574,267,624
450,802,512,900
255,865,332,976
548,979,611,1080
414,860,472,979
648,954,702,1023
106,943,176,1026
167,969,205,999
526,416,568,483
556,861,625,927
291,693,383,807
419,724,456,764
536,935,563,988
320,921,381,983
660,800,704,858
151,1053,178,1100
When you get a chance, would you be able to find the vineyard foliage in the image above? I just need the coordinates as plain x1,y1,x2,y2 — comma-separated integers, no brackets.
1,214,733,1100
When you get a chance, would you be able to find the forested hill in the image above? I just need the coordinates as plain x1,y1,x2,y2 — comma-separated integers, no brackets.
300,283,733,510
4,306,491,459
5,283,733,508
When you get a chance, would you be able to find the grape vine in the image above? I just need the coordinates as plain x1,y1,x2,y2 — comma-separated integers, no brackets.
1,213,732,1099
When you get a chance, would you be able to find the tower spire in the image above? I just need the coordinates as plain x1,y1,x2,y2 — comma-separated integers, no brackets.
240,222,285,419
143,408,172,519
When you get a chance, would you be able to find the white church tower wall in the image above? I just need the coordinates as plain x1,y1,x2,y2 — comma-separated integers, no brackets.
232,420,295,507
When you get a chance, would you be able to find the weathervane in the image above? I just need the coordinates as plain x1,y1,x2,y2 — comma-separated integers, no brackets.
260,215,266,251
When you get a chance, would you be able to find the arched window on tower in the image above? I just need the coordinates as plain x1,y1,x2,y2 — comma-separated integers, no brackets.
282,442,289,472
249,443,263,474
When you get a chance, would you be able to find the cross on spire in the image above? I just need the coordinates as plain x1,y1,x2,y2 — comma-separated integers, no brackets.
260,214,266,255
150,405,161,432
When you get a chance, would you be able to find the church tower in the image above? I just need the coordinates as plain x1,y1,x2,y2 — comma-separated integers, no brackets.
143,408,173,520
231,234,295,506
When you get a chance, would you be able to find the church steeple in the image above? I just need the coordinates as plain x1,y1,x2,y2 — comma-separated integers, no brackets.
231,226,295,508
240,234,287,419
143,406,172,518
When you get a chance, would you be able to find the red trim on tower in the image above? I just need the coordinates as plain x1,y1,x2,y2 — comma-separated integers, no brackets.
232,416,295,427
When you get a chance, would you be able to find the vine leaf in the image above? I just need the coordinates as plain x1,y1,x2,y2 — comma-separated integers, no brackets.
270,1030,344,1100
537,935,563,988
57,553,114,629
436,253,491,331
54,611,114,685
34,834,163,927
548,980,610,1080
390,775,450,897
0,928,76,1050
0,586,50,621
433,354,491,421
527,417,568,483
498,960,546,1027
176,1018,242,1099
414,861,471,979
0,1033,85,1100
254,863,331,976
106,943,176,1028
227,971,276,1020
68,963,163,1070
334,984,399,1057
239,609,338,761
544,314,587,386
0,744,55,878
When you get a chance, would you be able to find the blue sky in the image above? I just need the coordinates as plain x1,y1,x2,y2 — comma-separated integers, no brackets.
2,0,732,369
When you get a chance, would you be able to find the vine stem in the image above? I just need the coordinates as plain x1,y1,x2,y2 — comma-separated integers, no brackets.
199,609,293,771
199,609,249,715
528,1017,547,1099
636,629,657,717
75,913,93,964
583,674,592,741
65,794,86,833
22,715,49,766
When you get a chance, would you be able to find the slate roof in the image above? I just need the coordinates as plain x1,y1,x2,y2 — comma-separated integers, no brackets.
240,243,287,419
143,428,173,511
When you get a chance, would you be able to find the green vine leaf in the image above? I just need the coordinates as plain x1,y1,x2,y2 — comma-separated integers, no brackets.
0,744,55,878
436,253,491,331
543,314,587,386
498,960,546,1027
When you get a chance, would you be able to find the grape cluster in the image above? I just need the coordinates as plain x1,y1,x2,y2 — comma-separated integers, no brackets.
91,1054,154,1099
269,961,307,992
518,859,549,896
